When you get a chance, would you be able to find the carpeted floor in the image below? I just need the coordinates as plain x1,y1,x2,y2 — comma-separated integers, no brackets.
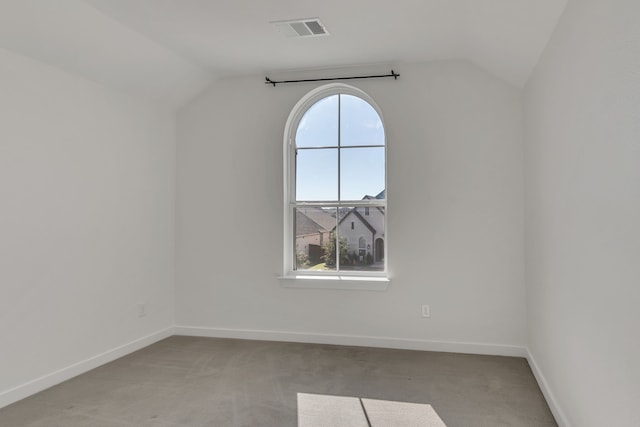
0,336,557,426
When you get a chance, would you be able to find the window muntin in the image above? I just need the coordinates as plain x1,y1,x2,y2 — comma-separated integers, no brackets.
285,84,387,276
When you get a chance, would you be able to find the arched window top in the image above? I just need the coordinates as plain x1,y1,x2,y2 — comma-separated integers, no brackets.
287,83,385,145
295,93,385,148
285,84,386,203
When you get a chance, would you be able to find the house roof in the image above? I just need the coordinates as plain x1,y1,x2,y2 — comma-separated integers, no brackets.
363,190,385,200
338,208,378,235
299,207,336,231
296,208,335,236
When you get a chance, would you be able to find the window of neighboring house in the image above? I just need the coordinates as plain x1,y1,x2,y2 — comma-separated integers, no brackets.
284,83,386,276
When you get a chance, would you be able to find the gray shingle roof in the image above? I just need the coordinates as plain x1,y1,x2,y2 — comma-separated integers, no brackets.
296,207,336,235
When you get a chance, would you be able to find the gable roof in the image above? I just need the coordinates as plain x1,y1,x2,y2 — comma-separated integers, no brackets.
338,208,377,235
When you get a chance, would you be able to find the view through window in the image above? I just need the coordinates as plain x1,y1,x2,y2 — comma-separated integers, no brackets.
291,90,386,274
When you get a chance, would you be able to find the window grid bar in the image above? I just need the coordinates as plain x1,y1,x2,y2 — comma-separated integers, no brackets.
292,201,386,208
297,144,385,150
336,94,341,272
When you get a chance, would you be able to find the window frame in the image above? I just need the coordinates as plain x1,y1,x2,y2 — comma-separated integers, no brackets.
282,83,388,279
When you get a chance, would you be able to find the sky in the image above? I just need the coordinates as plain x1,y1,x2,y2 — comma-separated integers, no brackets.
295,94,386,201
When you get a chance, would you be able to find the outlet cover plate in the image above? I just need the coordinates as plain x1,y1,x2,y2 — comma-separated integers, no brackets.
421,305,430,318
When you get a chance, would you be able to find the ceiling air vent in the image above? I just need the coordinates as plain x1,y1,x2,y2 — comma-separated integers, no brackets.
272,18,329,38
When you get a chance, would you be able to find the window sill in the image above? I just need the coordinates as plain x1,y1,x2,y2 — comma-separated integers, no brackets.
278,274,390,291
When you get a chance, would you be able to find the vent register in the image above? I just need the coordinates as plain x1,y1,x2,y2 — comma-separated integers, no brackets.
272,18,328,37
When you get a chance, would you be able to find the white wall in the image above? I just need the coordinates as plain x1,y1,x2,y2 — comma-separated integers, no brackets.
176,61,526,353
524,0,640,425
0,48,175,404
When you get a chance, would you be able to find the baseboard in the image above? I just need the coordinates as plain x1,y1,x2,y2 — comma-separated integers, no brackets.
526,348,570,427
174,325,527,357
0,326,532,411
0,327,174,410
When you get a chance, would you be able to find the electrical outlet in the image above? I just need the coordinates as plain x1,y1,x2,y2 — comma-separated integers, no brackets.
137,303,146,318
421,304,430,318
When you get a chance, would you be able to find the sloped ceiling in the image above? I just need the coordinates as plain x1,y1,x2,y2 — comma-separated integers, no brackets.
0,0,212,107
0,0,567,106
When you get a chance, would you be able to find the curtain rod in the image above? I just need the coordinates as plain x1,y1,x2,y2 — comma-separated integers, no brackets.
264,70,399,87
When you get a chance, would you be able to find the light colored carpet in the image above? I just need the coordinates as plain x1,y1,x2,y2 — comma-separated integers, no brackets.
0,336,557,426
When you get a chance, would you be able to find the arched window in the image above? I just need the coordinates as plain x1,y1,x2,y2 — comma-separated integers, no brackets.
283,84,386,276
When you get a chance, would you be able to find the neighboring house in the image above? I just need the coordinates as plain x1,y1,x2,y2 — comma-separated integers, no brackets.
338,190,385,264
295,207,335,263
295,191,385,266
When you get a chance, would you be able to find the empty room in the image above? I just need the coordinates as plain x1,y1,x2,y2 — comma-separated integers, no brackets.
0,0,638,426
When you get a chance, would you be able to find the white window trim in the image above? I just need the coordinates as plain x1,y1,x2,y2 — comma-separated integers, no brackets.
281,83,389,288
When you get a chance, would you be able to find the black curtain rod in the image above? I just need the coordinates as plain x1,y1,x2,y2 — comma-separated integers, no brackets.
265,70,399,87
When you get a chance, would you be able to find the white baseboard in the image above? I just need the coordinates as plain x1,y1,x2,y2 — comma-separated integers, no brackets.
0,327,174,410
526,348,570,427
174,326,527,358
0,326,537,414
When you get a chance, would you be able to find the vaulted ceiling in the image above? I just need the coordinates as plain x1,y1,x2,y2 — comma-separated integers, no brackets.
0,0,567,107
